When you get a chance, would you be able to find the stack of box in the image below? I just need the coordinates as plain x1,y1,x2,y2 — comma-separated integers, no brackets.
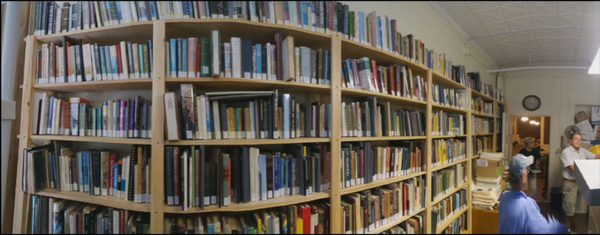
472,152,505,210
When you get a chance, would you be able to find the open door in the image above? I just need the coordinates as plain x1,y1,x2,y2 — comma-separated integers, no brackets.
502,112,514,162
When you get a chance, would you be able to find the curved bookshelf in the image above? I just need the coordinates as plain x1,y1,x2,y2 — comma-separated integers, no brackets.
340,171,426,195
34,20,154,45
165,137,330,146
33,78,153,92
35,188,151,212
163,191,330,214
30,135,152,145
431,71,468,90
341,87,427,106
340,37,428,73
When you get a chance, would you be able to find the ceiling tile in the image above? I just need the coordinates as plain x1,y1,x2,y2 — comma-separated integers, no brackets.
520,47,540,56
584,2,600,15
474,7,505,25
559,38,579,47
558,28,582,39
557,2,585,14
580,29,600,39
526,2,557,15
534,28,558,38
493,33,515,43
578,38,600,48
582,14,600,27
512,30,537,40
484,21,510,34
466,2,499,12
559,46,578,55
539,53,559,61
539,47,559,54
516,39,538,48
496,41,519,51
498,1,522,7
537,38,559,47
560,53,577,61
558,13,584,27
505,55,525,62
506,16,532,30
530,14,558,27
499,2,529,20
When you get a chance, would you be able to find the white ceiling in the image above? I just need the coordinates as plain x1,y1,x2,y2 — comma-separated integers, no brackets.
430,1,600,69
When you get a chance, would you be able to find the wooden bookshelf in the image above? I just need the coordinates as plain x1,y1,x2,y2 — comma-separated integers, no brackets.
436,206,469,234
34,188,151,212
472,112,495,118
12,16,508,234
431,182,469,206
367,207,426,234
163,191,330,214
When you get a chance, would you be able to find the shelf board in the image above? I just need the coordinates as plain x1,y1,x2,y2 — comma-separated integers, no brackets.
431,182,469,206
340,38,428,73
471,112,495,118
165,137,329,146
472,133,494,137
34,188,151,212
340,171,426,195
164,191,330,213
431,158,468,172
461,229,470,234
30,135,151,145
432,103,468,114
431,72,468,90
33,79,153,93
33,21,154,45
436,206,470,234
470,90,495,102
165,77,331,95
431,135,467,139
341,88,427,106
341,136,427,142
367,207,426,234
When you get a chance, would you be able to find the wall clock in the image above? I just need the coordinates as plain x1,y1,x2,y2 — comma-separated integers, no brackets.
522,95,541,111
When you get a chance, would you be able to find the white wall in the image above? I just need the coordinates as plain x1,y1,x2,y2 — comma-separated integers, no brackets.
504,70,600,189
341,1,502,89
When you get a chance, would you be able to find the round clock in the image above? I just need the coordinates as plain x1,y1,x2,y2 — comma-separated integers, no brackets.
522,95,541,111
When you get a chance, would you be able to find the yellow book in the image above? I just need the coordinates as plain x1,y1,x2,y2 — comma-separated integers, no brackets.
253,212,263,234
296,217,303,234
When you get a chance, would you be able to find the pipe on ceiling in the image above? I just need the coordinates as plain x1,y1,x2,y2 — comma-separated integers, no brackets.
487,66,589,73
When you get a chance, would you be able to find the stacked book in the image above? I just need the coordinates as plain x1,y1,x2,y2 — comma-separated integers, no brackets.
431,139,466,167
341,99,426,138
472,97,494,115
432,85,468,110
472,152,503,210
432,111,465,136
380,214,424,234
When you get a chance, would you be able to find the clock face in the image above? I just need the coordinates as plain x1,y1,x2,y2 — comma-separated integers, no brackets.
522,95,541,111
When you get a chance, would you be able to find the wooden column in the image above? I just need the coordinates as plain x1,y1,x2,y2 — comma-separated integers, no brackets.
150,20,166,234
466,88,473,234
425,70,433,233
329,34,342,234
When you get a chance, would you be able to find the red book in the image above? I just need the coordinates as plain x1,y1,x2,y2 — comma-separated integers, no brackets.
302,204,311,233
109,154,116,196
78,209,84,234
61,100,70,135
322,202,331,234
173,146,180,205
116,44,123,77
371,60,379,92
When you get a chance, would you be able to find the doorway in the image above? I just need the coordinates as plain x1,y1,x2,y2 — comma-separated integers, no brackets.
513,116,551,202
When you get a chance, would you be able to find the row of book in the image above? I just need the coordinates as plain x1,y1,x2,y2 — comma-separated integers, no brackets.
467,72,504,102
380,214,424,234
340,178,425,234
339,141,425,189
472,116,493,135
472,97,494,115
165,86,332,141
437,213,467,234
36,94,152,139
164,200,332,234
431,189,467,233
36,39,153,84
431,138,467,168
29,196,149,234
432,164,466,202
431,111,465,136
341,58,426,101
165,143,330,210
431,85,468,110
23,142,152,204
341,98,426,138
473,137,493,155
167,32,332,85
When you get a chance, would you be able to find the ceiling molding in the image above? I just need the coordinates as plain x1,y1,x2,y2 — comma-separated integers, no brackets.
428,1,500,69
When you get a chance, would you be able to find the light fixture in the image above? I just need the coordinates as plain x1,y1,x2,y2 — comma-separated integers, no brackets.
589,47,600,74
530,120,536,124
535,122,540,126
521,117,529,121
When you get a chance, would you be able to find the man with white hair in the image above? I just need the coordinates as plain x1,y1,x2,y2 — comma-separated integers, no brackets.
498,154,568,234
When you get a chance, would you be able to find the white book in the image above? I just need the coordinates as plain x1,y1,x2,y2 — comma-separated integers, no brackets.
211,30,221,77
82,44,93,81
164,92,180,140
231,37,242,78
109,45,119,80
120,2,132,23
38,93,49,135
212,100,222,139
224,42,232,77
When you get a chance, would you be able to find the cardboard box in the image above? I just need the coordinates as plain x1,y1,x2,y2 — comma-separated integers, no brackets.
476,157,505,178
574,159,600,206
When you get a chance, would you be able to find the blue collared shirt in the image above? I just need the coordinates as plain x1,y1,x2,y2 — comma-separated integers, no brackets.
498,190,568,234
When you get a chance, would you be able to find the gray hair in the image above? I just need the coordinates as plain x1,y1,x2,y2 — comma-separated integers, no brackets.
524,137,535,146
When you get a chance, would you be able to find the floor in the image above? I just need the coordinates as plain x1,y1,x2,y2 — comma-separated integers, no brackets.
533,175,589,234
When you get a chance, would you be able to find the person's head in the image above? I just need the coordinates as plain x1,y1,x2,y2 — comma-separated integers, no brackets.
570,133,583,150
508,154,533,192
524,137,536,150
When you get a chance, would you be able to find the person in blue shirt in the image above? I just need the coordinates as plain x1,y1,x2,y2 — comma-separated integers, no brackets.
498,154,568,234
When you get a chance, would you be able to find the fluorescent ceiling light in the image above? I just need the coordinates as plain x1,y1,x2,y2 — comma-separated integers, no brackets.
590,48,600,74
521,117,529,121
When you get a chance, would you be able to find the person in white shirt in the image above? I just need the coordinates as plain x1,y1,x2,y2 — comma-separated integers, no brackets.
560,133,600,232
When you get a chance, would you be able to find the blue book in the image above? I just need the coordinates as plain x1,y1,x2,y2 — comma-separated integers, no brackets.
327,104,332,137
248,1,256,20
279,157,285,195
114,163,120,196
205,97,213,138
103,46,113,79
97,107,102,136
77,151,83,191
345,149,350,186
311,2,317,30
301,2,308,28
115,1,123,23
377,16,383,49
111,47,119,77
47,96,55,134
31,196,38,233
149,1,157,20
182,1,190,18
138,44,145,76
82,151,89,193
255,44,262,78
260,154,267,200
207,224,215,234
68,4,73,30
48,152,55,188
120,158,127,197
105,2,113,23
98,46,106,79
290,157,296,194
205,1,211,18
147,40,153,78
181,38,188,77
169,38,178,77
235,108,240,137
273,154,279,197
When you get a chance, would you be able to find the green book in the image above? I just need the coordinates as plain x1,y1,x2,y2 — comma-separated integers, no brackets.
349,11,354,39
200,37,211,77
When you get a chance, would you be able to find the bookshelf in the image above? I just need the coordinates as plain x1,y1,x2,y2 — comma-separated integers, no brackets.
12,14,508,235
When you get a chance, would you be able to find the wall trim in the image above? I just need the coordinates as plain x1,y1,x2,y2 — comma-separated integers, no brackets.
427,1,499,69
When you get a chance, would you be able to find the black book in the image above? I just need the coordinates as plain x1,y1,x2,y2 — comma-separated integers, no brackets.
128,145,137,201
241,38,254,78
241,146,250,203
